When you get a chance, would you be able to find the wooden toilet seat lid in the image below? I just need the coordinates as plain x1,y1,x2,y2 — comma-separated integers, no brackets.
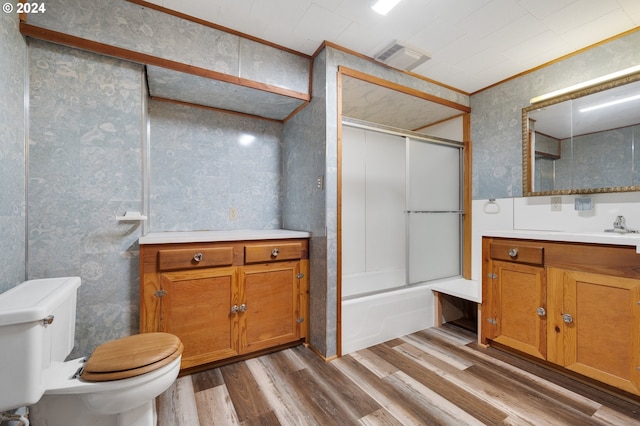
80,332,183,382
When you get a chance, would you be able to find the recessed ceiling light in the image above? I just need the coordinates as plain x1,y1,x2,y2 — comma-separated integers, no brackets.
371,0,402,15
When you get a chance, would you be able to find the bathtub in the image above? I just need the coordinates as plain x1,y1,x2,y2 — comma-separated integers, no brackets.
341,282,435,355
341,269,406,298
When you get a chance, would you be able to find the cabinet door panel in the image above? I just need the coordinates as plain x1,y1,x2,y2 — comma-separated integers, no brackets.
239,262,300,353
160,267,239,369
492,261,547,360
550,268,640,395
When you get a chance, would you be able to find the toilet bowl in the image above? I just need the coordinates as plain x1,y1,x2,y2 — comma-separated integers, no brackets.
29,352,182,426
0,277,183,426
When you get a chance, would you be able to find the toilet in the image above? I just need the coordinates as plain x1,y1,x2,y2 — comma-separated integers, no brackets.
0,277,183,426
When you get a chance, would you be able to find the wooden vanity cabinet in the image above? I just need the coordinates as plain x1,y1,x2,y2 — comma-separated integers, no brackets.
482,237,640,396
140,238,309,371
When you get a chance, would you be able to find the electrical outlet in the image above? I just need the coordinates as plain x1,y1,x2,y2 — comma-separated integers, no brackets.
574,197,593,211
550,197,562,212
229,207,237,220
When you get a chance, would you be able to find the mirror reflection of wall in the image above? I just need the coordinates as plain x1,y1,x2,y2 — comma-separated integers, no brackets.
560,124,639,190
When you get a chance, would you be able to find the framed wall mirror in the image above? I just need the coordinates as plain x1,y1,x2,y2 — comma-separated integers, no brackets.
522,71,640,196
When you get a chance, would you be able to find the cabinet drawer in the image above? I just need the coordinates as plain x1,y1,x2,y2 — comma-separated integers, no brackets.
490,242,543,265
245,242,302,263
158,247,234,271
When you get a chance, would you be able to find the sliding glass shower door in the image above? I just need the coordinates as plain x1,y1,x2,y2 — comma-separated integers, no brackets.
407,139,462,284
342,126,406,297
342,122,463,298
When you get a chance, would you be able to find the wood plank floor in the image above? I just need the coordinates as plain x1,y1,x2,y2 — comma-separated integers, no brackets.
157,325,640,425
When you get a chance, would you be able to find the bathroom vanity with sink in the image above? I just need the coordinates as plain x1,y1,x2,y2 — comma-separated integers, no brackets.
481,231,640,397
139,230,310,372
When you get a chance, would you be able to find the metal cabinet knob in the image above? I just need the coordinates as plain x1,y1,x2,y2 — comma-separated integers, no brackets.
536,307,546,317
562,313,573,323
508,248,518,258
239,303,247,313
271,248,279,257
193,252,203,263
231,305,239,314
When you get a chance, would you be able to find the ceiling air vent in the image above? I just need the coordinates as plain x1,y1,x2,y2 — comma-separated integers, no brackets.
374,41,431,71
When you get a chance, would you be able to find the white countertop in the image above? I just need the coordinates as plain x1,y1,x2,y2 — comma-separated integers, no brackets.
483,230,640,253
139,229,311,245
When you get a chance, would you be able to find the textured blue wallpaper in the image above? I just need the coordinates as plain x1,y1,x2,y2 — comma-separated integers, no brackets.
148,100,284,232
28,0,310,94
471,30,640,199
0,2,26,292
28,40,144,357
283,48,329,354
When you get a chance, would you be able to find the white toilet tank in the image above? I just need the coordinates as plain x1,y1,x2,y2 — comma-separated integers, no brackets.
0,276,81,411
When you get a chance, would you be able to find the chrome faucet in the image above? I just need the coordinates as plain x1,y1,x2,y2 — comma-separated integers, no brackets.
605,215,638,233
614,215,626,231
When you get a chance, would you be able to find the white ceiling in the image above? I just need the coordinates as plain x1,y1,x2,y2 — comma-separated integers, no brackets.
143,0,640,93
